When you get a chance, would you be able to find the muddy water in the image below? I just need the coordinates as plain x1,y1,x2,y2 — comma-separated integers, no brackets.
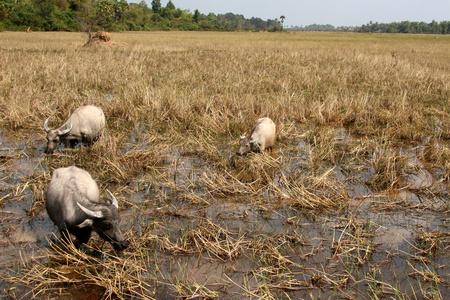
0,129,449,299
0,133,51,297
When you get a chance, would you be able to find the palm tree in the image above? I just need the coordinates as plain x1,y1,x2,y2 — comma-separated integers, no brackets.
280,15,285,30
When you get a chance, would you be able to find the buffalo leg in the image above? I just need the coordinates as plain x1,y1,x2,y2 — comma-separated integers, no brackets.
69,139,80,148
70,227,92,247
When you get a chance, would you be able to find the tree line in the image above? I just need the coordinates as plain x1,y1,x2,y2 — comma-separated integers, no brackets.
0,0,282,32
0,0,448,34
289,20,450,34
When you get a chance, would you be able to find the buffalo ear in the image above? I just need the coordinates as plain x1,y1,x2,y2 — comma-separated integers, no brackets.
77,219,94,228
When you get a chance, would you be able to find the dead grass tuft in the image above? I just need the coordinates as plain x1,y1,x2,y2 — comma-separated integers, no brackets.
192,218,244,260
413,228,450,258
332,215,378,265
276,167,348,210
366,139,408,192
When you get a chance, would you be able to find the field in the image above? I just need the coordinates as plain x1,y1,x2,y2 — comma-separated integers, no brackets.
0,31,449,299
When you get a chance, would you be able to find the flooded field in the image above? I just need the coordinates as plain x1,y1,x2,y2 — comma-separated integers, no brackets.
0,124,448,299
0,31,449,299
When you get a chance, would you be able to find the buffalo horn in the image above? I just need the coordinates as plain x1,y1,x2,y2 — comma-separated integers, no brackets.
58,120,72,135
43,115,53,132
77,202,103,219
106,189,119,209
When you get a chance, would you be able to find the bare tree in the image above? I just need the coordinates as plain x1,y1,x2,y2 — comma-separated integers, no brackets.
76,0,105,44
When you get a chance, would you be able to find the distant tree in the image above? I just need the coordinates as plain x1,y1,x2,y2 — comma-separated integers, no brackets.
3,1,36,29
55,0,70,11
112,0,128,24
207,12,216,22
33,0,55,20
138,0,146,8
399,21,411,33
301,23,335,31
280,15,285,29
249,17,267,30
430,20,440,34
166,0,174,10
77,0,121,42
76,0,102,41
160,0,176,19
442,21,450,34
193,9,200,23
151,0,160,14
32,0,55,29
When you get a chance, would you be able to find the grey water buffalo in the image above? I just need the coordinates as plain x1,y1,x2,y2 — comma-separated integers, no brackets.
46,166,129,251
44,105,106,154
237,117,276,156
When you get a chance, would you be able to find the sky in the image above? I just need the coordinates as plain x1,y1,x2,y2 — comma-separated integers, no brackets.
149,0,450,27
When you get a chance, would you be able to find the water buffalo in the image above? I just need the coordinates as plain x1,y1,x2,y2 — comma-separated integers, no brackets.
237,117,276,156
46,166,129,251
44,105,106,154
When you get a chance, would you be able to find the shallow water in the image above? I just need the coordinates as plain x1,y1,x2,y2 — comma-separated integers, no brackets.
0,128,448,299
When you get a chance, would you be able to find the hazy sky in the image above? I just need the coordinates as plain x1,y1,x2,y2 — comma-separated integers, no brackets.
150,0,450,27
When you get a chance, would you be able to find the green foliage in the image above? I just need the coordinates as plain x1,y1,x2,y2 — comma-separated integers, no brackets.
51,8,78,31
151,0,160,14
193,9,199,23
290,24,336,31
289,20,450,34
33,0,55,19
356,20,450,34
165,0,174,10
5,2,37,30
0,0,447,33
0,0,285,32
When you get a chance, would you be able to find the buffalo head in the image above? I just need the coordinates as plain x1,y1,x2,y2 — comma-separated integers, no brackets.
44,115,72,154
76,190,129,251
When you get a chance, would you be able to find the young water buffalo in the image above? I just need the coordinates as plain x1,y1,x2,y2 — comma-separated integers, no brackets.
237,117,276,156
46,166,129,251
44,105,106,154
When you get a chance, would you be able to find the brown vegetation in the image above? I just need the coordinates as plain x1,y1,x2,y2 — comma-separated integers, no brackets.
0,31,449,299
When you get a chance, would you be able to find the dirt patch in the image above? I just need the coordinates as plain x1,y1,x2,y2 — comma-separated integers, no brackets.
84,31,128,47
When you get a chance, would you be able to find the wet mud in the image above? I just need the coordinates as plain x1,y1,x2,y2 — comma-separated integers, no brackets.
0,127,448,299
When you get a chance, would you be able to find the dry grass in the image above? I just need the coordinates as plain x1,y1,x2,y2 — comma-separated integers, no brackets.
1,32,449,139
13,237,158,299
0,31,449,299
